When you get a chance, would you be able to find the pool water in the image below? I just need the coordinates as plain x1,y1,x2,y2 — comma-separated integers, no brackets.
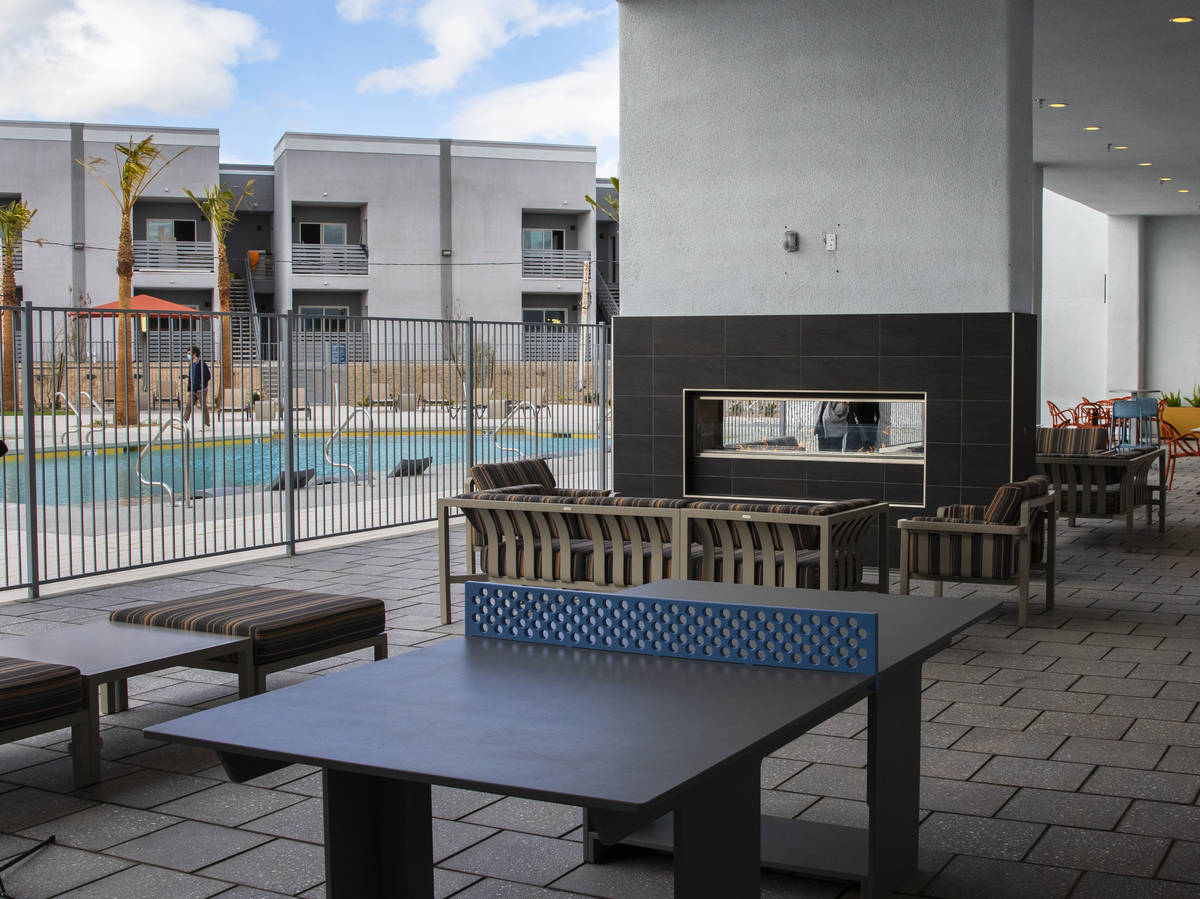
1,433,607,504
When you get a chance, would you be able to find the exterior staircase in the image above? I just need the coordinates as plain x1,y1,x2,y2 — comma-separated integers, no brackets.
597,275,620,320
227,276,258,363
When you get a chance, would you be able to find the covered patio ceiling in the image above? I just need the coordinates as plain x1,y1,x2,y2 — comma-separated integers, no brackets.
1034,0,1200,215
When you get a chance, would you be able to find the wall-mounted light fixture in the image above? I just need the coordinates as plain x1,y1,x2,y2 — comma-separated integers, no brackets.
441,249,452,257
783,230,799,252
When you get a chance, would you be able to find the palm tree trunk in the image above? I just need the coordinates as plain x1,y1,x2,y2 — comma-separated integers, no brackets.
217,245,232,407
0,249,18,414
115,208,135,426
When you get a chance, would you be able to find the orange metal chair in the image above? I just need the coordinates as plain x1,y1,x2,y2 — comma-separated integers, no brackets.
1160,418,1200,489
1046,401,1073,428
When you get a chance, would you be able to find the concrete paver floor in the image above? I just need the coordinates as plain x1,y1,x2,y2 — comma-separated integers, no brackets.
1,461,1198,897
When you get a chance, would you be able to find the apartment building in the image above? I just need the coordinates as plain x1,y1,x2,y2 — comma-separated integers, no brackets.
0,120,606,363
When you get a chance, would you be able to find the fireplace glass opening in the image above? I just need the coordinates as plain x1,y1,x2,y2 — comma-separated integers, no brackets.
690,392,925,462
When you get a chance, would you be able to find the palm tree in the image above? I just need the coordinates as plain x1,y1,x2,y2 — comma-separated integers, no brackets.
0,200,36,413
185,181,253,406
585,176,619,222
78,137,187,425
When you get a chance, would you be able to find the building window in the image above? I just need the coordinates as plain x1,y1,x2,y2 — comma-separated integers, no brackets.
147,219,197,241
299,223,347,245
523,308,566,326
522,229,565,251
298,305,349,332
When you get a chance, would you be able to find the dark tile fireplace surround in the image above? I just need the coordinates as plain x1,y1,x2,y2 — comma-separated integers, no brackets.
612,312,1038,559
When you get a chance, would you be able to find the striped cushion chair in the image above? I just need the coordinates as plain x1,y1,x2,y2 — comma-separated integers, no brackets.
110,588,388,695
1035,426,1108,455
467,459,610,498
0,657,94,787
898,476,1056,627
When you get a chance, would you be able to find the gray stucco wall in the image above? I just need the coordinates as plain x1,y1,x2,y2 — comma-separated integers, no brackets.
1145,215,1200,396
1040,190,1107,419
618,0,1035,316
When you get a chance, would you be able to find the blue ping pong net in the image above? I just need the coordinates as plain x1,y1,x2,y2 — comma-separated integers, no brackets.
464,581,877,675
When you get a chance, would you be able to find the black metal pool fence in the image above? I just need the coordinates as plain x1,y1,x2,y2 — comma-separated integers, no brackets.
0,303,611,594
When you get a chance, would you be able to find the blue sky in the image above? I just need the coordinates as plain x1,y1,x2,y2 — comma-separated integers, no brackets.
0,0,619,173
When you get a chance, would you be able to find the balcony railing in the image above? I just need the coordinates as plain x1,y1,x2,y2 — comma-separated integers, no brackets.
521,249,591,279
291,243,369,275
133,240,214,272
1,241,22,271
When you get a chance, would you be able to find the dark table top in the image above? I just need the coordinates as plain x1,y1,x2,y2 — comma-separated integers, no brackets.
0,620,250,679
618,582,1001,672
148,636,874,813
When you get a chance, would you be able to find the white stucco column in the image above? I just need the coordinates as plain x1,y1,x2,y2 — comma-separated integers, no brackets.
1105,215,1144,392
618,0,1035,316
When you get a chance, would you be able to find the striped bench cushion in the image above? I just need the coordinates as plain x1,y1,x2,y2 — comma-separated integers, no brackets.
470,459,557,491
0,656,83,731
110,588,385,665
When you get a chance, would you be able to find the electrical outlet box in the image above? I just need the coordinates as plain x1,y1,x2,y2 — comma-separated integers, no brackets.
824,232,837,252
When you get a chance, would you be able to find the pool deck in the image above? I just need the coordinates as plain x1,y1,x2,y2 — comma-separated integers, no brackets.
0,463,1199,897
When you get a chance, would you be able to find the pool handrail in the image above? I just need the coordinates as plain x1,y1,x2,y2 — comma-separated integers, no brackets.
52,391,105,445
136,418,193,506
493,401,545,457
324,408,374,484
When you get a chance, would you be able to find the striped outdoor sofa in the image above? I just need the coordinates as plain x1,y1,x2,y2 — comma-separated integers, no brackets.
109,587,388,696
437,491,889,624
0,656,93,787
1034,427,1166,544
898,476,1055,627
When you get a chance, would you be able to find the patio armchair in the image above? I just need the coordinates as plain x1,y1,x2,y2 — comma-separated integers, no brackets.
1045,400,1073,428
898,476,1055,627
1160,419,1200,489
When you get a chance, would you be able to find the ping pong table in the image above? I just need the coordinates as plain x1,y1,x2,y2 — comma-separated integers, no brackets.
146,580,998,898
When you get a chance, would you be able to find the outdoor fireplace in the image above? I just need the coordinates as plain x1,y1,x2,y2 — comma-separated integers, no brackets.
684,389,926,505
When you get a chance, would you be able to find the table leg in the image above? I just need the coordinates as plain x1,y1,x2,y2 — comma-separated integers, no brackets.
100,679,129,715
672,756,760,898
866,657,922,898
71,689,102,788
323,769,433,899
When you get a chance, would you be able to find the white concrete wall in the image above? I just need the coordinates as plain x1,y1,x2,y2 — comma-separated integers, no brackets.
0,122,74,307
1145,215,1200,397
1039,190,1107,421
1104,215,1144,393
618,0,1035,316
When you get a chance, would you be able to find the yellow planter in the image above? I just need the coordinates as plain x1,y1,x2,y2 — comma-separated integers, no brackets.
1161,406,1200,436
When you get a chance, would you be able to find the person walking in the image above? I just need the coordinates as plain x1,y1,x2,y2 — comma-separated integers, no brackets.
182,345,211,427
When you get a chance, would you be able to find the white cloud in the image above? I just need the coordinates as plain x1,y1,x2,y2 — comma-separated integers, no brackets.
336,0,385,23
450,45,617,145
358,0,595,96
0,0,277,120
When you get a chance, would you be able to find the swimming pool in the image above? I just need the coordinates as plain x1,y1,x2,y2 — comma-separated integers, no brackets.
1,432,608,504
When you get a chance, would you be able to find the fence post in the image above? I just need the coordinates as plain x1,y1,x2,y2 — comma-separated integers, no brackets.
21,302,39,597
597,323,608,492
465,318,475,474
283,309,296,556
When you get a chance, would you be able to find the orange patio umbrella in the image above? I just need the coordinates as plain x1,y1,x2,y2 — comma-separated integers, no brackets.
73,294,210,318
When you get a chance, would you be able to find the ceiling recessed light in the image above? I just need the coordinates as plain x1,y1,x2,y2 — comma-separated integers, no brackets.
1161,177,1174,182
1084,125,1102,131
1170,16,1194,22
1180,188,1192,193
1139,162,1153,166
1047,102,1069,108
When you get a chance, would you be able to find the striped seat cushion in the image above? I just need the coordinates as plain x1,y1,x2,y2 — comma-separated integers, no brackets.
983,476,1050,525
0,657,83,731
110,588,385,665
906,520,1017,580
470,459,557,491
